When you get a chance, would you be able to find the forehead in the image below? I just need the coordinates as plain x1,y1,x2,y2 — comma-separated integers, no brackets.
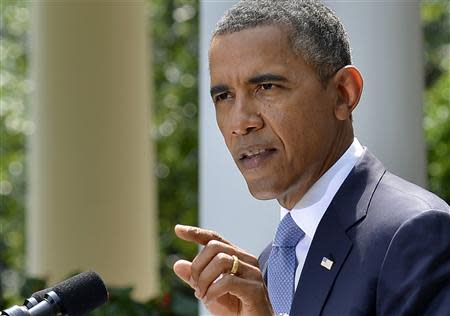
210,25,292,58
208,25,307,83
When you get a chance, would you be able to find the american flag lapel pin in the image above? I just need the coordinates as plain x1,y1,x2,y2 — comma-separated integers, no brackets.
321,257,334,270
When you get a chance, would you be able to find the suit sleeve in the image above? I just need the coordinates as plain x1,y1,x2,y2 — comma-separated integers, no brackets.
376,209,450,315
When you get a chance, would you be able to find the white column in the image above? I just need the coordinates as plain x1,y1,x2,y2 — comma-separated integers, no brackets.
27,1,158,301
327,1,426,186
199,0,425,272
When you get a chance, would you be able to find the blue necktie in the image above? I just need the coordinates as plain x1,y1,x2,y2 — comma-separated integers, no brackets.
268,213,305,315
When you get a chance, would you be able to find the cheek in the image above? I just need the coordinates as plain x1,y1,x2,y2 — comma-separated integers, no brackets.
215,104,229,130
215,108,233,147
265,103,327,162
265,105,309,142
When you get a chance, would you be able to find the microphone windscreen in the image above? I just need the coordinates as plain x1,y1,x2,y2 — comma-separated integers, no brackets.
53,271,108,316
31,287,52,302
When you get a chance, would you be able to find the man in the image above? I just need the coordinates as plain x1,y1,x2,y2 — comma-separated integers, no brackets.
173,0,450,315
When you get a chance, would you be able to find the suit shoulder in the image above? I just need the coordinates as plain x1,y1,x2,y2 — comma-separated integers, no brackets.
370,171,449,219
355,171,449,250
376,209,450,314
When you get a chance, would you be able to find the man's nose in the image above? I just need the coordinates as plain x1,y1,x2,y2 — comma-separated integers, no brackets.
231,94,264,136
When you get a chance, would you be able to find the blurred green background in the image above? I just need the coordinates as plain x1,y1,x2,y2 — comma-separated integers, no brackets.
0,0,448,315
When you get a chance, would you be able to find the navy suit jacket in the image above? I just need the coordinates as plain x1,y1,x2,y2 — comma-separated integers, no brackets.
258,150,450,315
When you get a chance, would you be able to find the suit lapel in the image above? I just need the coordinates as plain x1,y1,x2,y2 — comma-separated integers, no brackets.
289,150,385,315
289,201,352,315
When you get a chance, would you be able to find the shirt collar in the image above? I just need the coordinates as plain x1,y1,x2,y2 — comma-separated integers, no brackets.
280,138,364,239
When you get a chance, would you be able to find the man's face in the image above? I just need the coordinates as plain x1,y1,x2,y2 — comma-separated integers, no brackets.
209,25,343,208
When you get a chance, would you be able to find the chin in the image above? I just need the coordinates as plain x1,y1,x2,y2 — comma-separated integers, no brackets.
246,182,279,201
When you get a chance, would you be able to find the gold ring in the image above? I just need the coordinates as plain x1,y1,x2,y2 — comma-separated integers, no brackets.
230,255,239,275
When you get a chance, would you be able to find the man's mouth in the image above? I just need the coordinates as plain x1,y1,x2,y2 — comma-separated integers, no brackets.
237,146,277,169
238,148,276,160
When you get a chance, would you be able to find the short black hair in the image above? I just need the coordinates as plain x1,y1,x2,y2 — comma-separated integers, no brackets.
213,0,352,84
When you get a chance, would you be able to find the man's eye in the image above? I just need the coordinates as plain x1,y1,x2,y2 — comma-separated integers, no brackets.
215,93,230,102
261,83,274,90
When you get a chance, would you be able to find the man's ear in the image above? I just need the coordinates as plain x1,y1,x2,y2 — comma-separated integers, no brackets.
332,65,363,121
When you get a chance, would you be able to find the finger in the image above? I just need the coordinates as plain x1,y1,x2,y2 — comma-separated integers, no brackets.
175,224,231,246
196,253,264,298
173,259,195,288
191,240,259,286
202,274,273,314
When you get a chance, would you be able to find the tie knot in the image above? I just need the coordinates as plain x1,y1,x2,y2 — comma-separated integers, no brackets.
273,213,304,247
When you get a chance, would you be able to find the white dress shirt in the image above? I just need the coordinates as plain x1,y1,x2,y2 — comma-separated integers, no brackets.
279,138,364,290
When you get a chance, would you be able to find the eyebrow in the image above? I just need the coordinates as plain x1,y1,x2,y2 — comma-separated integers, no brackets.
209,73,288,98
210,84,229,98
247,73,288,84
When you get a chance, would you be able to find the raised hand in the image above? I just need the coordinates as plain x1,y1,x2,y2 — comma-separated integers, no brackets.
173,224,274,316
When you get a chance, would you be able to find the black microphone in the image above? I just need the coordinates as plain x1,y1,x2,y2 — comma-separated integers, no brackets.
20,288,48,309
1,271,108,316
30,288,48,304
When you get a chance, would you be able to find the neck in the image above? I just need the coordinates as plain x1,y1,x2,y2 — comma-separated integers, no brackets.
278,126,354,210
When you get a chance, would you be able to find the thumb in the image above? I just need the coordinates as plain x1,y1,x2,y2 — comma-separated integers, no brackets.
173,259,195,288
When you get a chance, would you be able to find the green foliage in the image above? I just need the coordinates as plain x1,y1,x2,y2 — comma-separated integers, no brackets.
90,287,196,316
422,1,450,203
0,0,30,307
0,0,198,313
150,0,199,312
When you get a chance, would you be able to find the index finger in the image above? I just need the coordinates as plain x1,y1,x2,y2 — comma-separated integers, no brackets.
175,224,231,246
